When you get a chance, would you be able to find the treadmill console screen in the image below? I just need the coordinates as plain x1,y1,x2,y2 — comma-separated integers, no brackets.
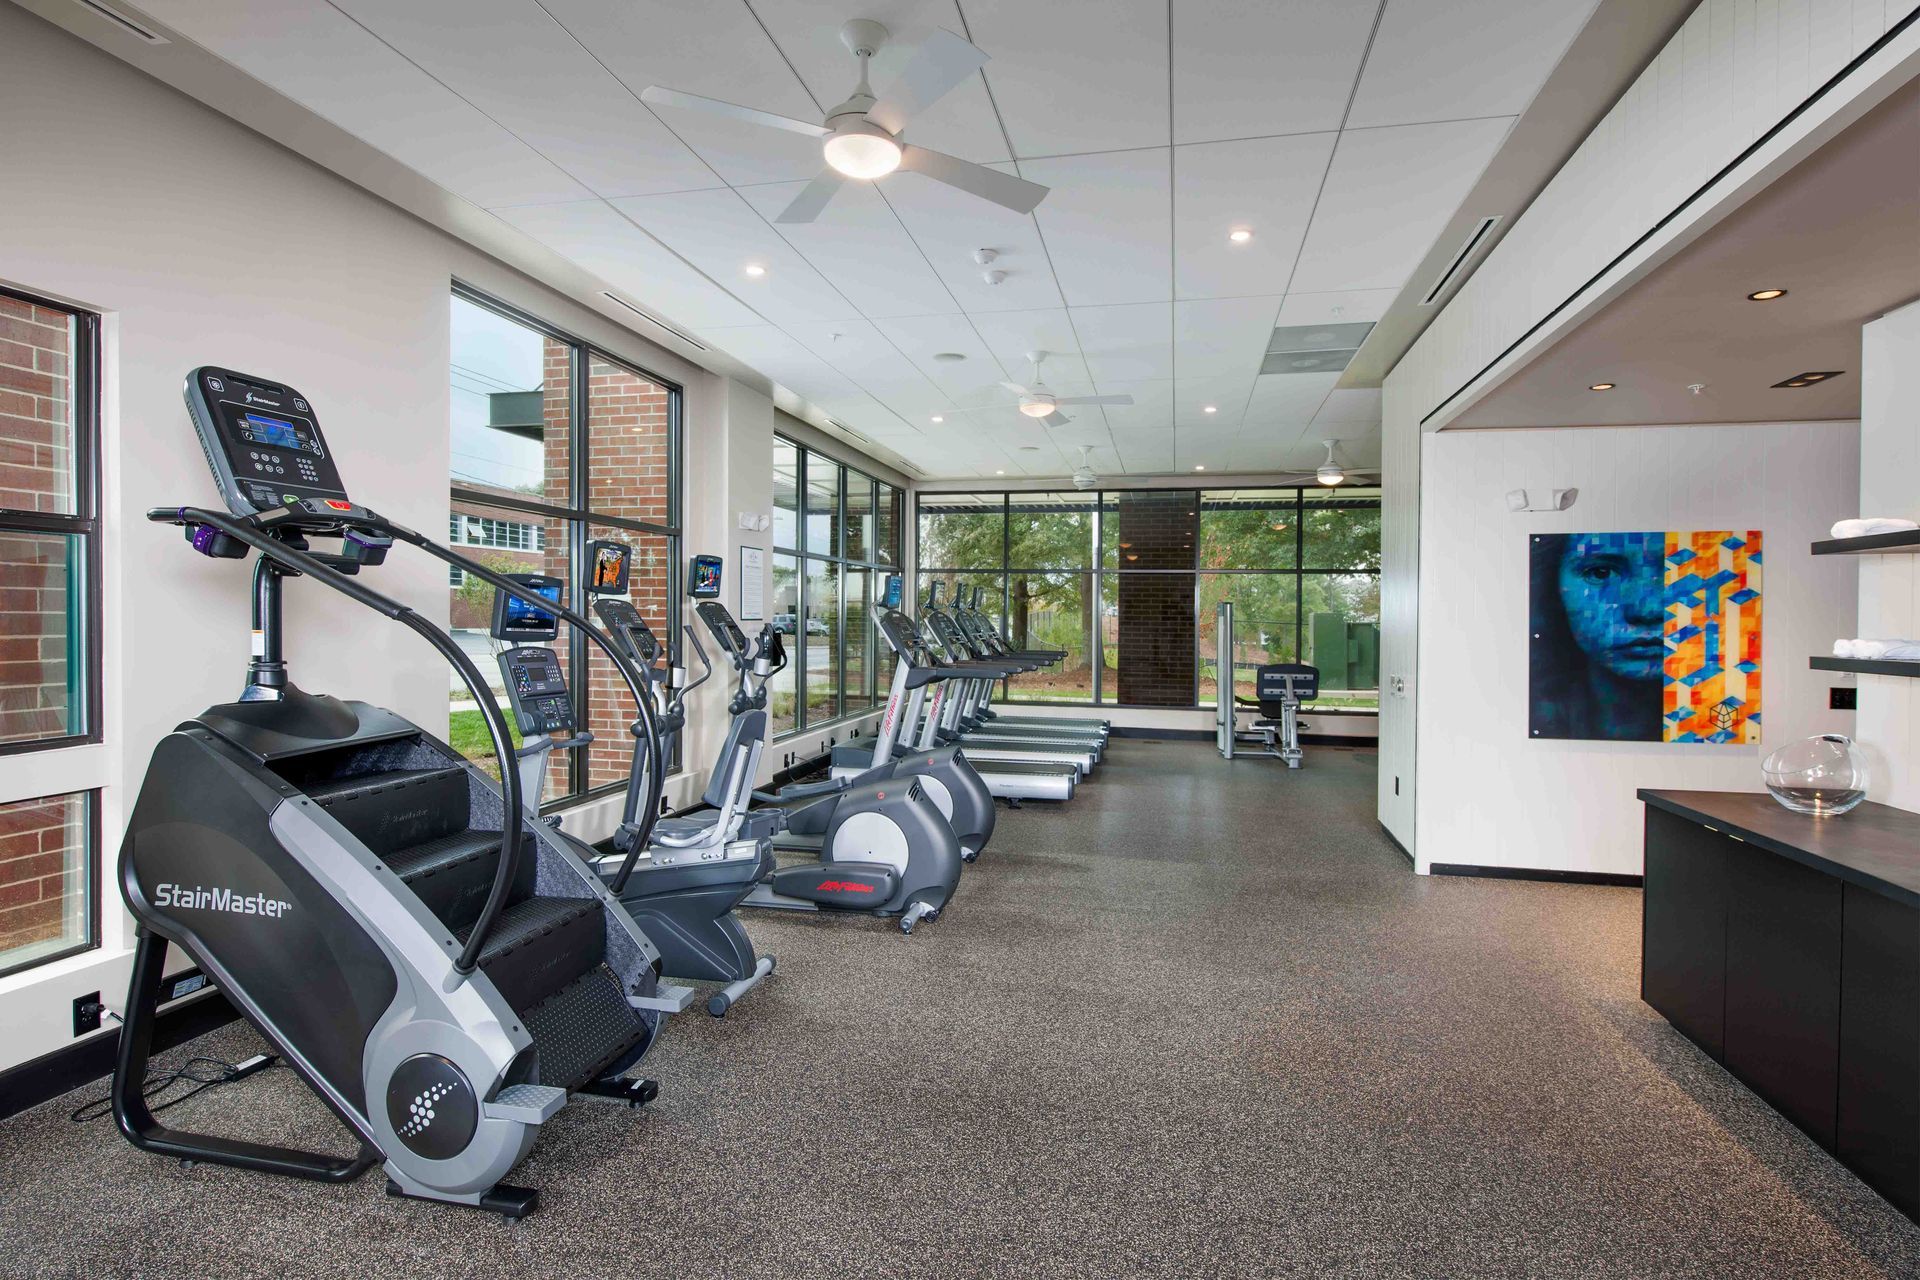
491,574,563,643
184,366,351,517
875,611,918,655
498,647,574,736
695,600,749,661
881,574,903,609
587,540,631,595
928,580,946,607
688,554,723,599
592,597,662,666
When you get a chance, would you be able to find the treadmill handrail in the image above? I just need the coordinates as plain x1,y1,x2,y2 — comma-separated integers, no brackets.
149,506,529,976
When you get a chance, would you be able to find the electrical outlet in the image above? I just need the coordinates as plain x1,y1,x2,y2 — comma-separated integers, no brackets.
73,991,102,1036
1831,686,1857,711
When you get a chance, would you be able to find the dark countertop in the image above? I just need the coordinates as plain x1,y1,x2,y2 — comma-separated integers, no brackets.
1640,789,1920,909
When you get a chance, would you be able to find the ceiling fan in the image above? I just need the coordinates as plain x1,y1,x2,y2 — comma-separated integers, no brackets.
953,352,1135,427
1070,445,1099,490
640,20,1049,225
1308,439,1381,487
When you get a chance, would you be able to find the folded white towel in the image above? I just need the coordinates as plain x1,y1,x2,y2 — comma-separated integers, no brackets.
1831,517,1919,538
1837,638,1920,659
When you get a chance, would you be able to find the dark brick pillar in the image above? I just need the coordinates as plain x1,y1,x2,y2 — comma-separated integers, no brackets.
1114,491,1197,706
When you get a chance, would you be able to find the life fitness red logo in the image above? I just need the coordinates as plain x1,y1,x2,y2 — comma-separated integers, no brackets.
817,879,877,894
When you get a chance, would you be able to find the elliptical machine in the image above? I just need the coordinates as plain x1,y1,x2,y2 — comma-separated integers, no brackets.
682,558,963,933
484,558,776,1018
118,367,689,1220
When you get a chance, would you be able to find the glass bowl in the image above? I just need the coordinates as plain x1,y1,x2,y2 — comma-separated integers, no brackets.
1762,734,1869,816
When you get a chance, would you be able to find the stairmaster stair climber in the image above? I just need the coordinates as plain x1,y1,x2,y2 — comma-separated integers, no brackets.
114,366,693,1219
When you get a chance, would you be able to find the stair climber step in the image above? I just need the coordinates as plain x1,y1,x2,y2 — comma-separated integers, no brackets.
383,829,531,934
466,896,607,1016
519,964,650,1092
306,766,470,856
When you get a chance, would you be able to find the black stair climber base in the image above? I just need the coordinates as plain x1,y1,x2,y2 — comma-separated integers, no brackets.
386,1178,539,1222
518,961,652,1091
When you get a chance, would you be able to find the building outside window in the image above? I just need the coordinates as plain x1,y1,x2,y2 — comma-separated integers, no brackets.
0,286,102,977
770,431,901,738
448,286,680,801
916,487,1379,710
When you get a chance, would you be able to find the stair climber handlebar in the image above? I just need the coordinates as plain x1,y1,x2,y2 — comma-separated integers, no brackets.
148,505,529,975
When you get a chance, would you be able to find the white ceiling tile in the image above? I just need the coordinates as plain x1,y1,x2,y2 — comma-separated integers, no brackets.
749,0,1010,164
735,181,958,318
1246,370,1341,423
1173,377,1257,427
1274,288,1402,326
1313,388,1384,425
1072,305,1174,383
1172,0,1377,143
1111,431,1175,474
1347,0,1598,128
1024,150,1173,307
962,0,1169,155
702,325,863,406
612,189,865,329
1094,379,1177,432
137,0,588,208
966,310,1094,387
785,320,953,415
879,168,1067,314
538,0,830,186
328,0,718,199
1173,296,1285,378
1288,117,1513,293
869,314,1007,397
1174,134,1335,298
491,200,761,330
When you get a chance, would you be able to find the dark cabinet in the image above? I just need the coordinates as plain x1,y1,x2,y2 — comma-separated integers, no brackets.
1640,790,1920,1224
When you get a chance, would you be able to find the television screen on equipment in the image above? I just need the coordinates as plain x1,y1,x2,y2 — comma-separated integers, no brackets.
587,540,631,595
688,554,723,599
490,574,563,642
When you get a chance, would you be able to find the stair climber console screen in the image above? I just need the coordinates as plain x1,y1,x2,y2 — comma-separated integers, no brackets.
183,366,350,516
499,647,575,737
695,601,750,663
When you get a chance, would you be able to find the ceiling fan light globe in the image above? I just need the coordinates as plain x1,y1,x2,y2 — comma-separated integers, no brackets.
1018,400,1055,419
823,127,902,179
1316,465,1346,486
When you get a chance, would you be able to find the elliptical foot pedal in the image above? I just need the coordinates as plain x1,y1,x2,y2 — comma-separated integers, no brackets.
385,1178,539,1221
577,1076,659,1109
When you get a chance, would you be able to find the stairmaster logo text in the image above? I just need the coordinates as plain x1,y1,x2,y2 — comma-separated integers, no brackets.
153,883,293,919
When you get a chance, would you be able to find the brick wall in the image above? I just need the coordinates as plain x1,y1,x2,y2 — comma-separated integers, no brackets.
1114,491,1198,706
0,294,77,746
0,793,85,962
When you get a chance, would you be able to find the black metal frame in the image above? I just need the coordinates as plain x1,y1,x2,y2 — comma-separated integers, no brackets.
914,487,1382,709
771,434,902,741
449,283,683,804
0,284,103,978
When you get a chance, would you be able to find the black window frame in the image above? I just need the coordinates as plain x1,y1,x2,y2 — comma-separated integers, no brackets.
449,283,683,806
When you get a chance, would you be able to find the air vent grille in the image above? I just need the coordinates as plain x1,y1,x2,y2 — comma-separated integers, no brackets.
1418,216,1502,307
69,0,168,42
599,292,707,351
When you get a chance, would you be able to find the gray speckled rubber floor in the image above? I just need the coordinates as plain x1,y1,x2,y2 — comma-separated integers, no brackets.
4,741,1916,1278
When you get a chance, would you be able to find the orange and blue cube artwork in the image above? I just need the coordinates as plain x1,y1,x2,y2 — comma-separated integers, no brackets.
1528,531,1761,742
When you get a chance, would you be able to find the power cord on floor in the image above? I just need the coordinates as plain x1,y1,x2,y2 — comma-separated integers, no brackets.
68,1052,281,1124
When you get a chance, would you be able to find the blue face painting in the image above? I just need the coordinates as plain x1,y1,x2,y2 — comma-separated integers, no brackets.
1556,532,1665,683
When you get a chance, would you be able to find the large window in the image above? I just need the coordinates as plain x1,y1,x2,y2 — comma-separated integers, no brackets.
448,287,680,801
771,432,901,739
916,487,1379,710
0,286,102,976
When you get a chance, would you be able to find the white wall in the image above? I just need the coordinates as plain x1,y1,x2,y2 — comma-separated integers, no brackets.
1414,421,1858,876
0,7,897,1072
1853,299,1920,812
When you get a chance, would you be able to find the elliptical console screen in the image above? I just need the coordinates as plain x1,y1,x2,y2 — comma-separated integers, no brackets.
688,554,723,599
695,600,750,661
588,540,631,595
592,598,662,666
881,574,903,610
491,574,563,643
184,366,350,517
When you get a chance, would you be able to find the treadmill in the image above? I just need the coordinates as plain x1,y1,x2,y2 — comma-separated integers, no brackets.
912,609,1100,775
836,583,1077,803
951,586,1108,741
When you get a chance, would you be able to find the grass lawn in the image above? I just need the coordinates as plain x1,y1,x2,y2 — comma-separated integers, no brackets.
448,709,523,764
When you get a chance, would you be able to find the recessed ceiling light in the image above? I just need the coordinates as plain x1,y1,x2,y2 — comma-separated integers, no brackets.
744,263,767,277
931,415,944,423
1773,370,1844,388
1194,464,1206,471
1202,404,1217,414
1019,445,1040,452
1228,228,1253,244
1589,382,1615,391
933,352,967,362
996,469,1005,475
1747,288,1788,301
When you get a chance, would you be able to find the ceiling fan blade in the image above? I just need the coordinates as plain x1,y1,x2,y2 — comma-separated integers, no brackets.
866,30,988,135
898,145,1048,214
640,86,829,138
775,170,846,224
997,381,1032,396
1042,411,1071,428
1054,394,1135,407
